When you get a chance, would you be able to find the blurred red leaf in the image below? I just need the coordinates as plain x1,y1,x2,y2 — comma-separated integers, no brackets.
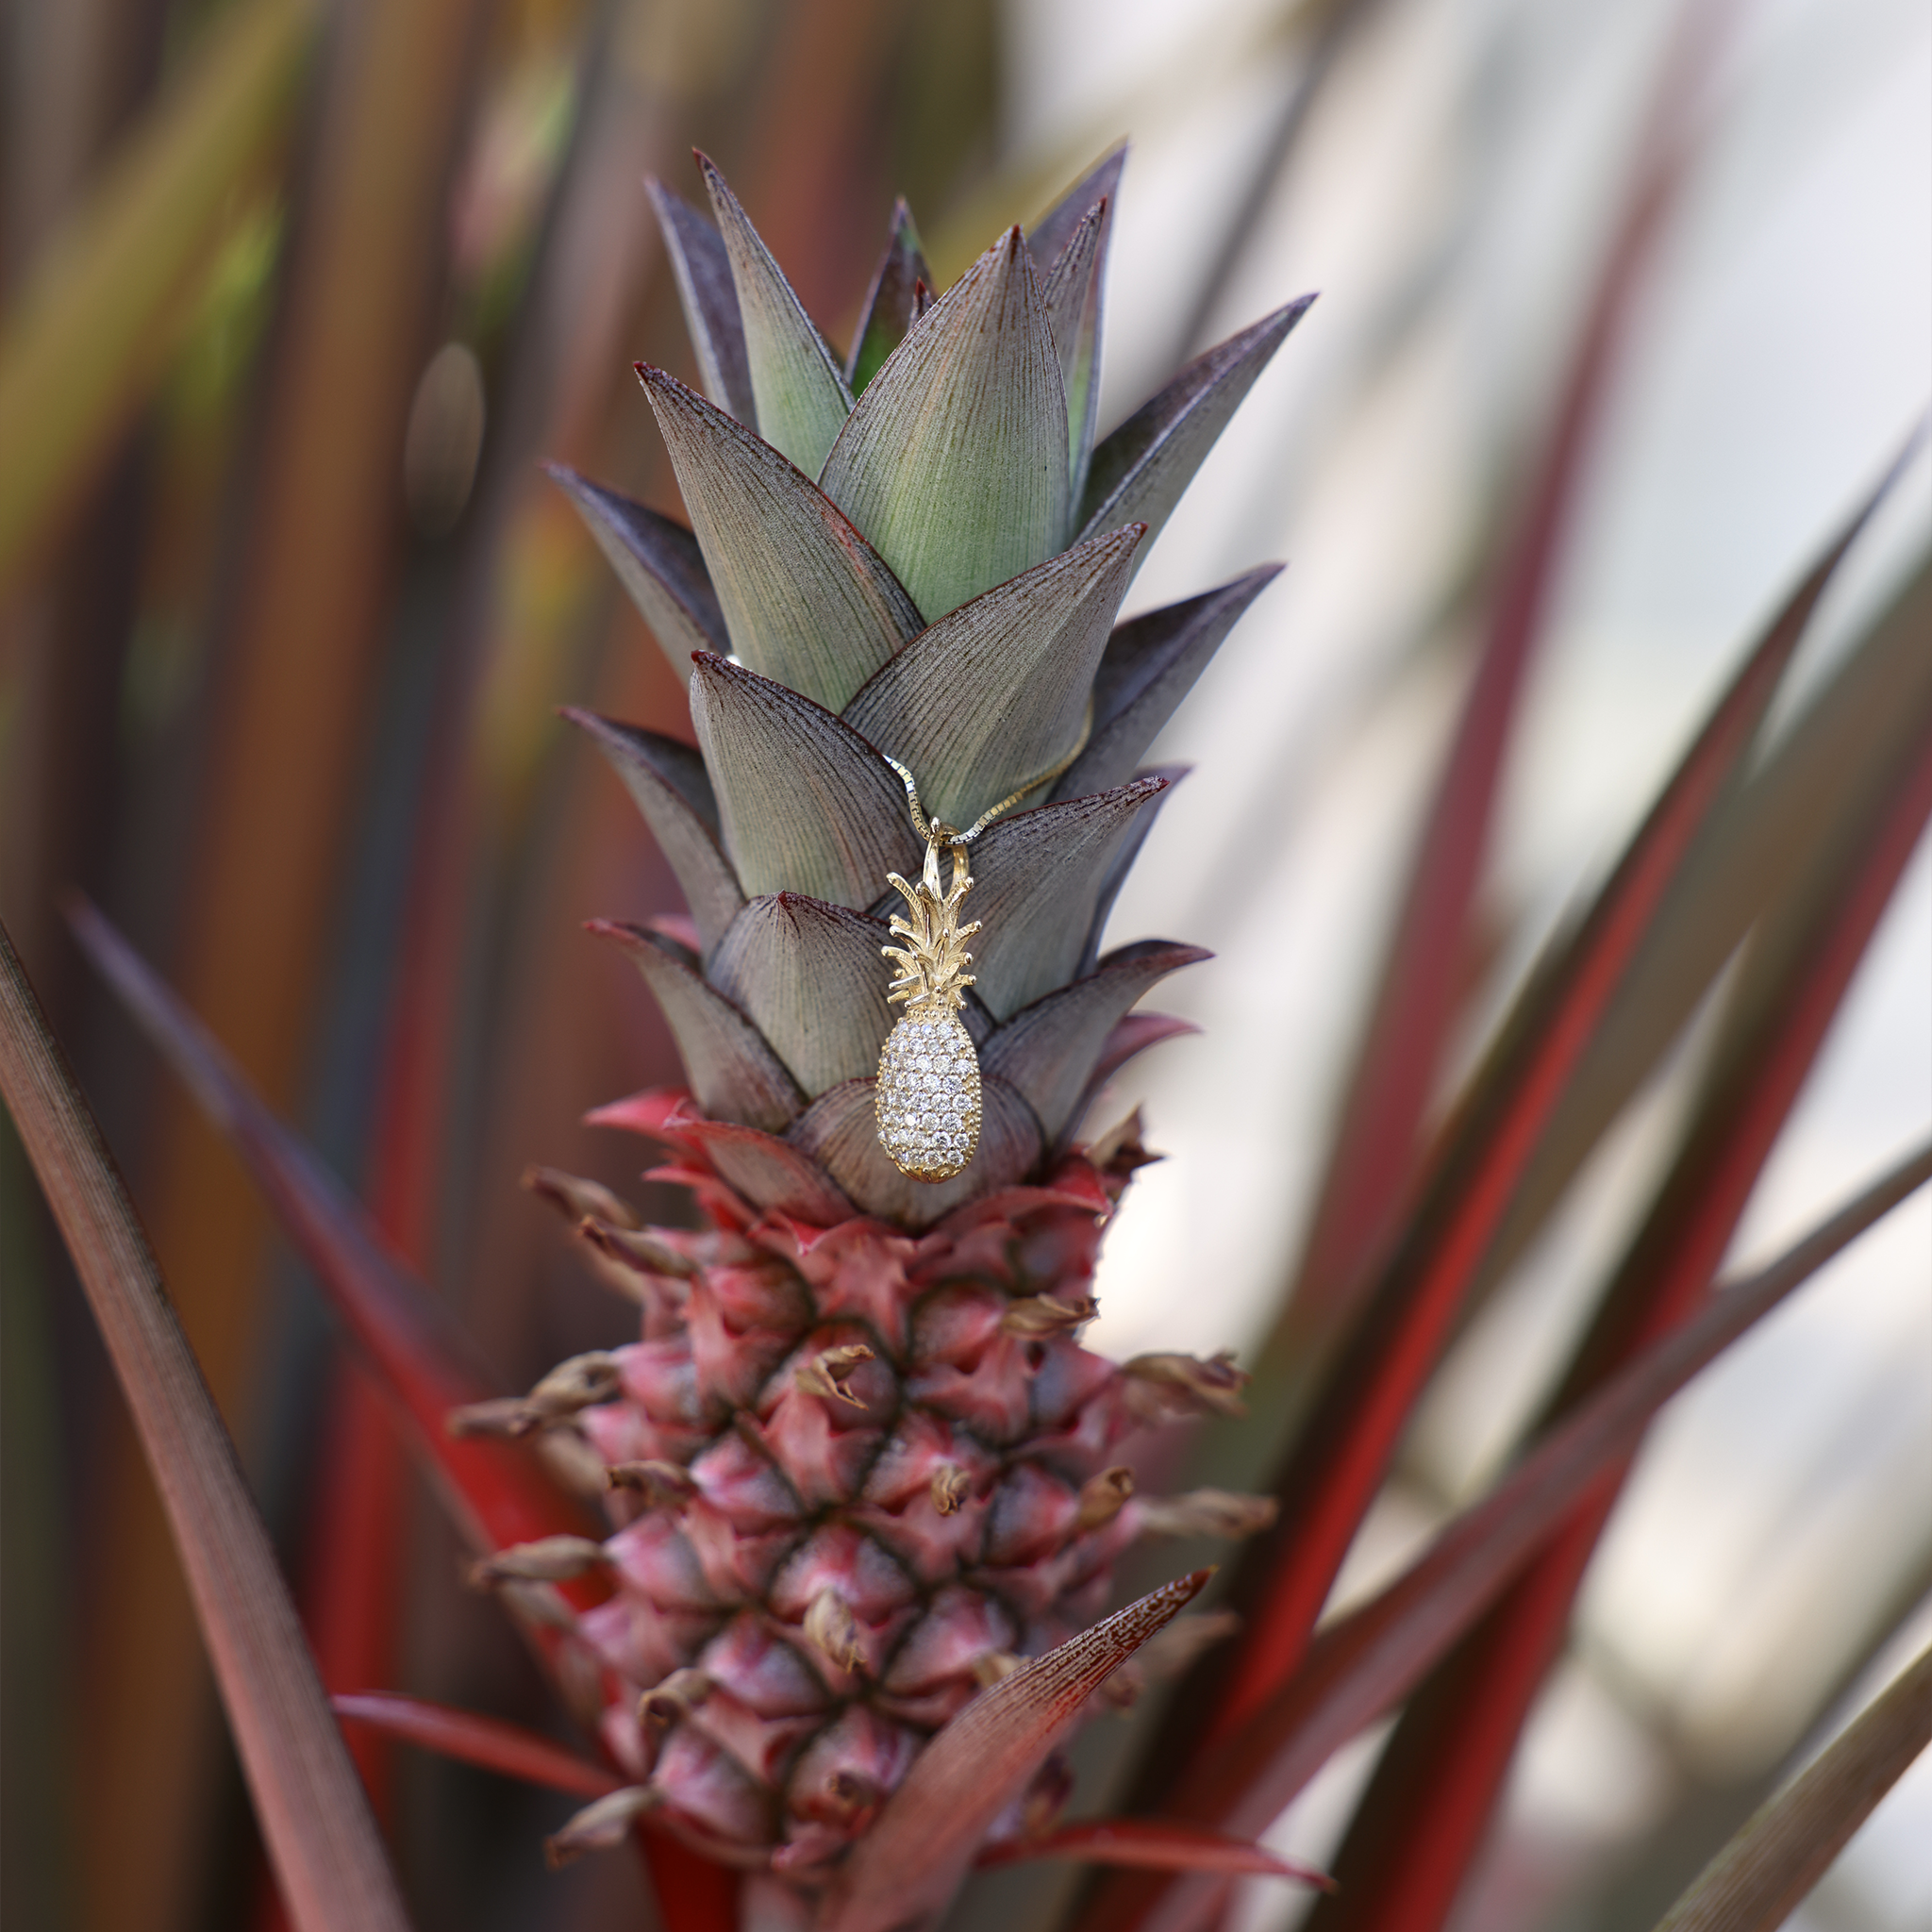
333,1691,618,1799
819,1570,1211,1932
0,923,413,1932
1187,422,1906,1763
978,1817,1332,1888
1303,669,1932,1928
69,899,601,1563
1079,1132,1932,1932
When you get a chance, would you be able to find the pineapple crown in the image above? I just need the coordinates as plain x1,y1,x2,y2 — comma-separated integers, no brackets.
553,145,1311,1228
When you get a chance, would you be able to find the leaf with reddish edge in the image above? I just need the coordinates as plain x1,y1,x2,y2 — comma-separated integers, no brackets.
66,900,603,1567
1297,641,1932,1932
818,1570,1212,1932
977,1818,1332,1889
0,923,413,1932
1274,18,1717,1357
72,913,742,1932
1654,1641,1932,1932
1172,435,1923,1766
333,1692,618,1799
1080,1136,1932,1932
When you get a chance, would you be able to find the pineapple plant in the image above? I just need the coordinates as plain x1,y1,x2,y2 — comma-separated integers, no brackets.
6,25,1927,1931
444,147,1312,1887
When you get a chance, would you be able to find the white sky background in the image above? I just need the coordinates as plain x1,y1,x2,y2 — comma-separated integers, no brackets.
1000,0,1931,1924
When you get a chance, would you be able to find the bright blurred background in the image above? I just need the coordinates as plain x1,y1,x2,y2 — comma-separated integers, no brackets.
1,1,1925,1930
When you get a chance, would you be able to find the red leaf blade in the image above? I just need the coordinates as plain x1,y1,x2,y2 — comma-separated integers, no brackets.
820,1569,1211,1932
332,1692,618,1799
68,899,599,1560
1084,1135,1932,1932
1197,435,1923,1751
0,923,413,1932
978,1818,1333,1889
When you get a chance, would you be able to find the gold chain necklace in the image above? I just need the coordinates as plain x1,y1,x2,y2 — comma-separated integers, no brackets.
874,715,1091,1181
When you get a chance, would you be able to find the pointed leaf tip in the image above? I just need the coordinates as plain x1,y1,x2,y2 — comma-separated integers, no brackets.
841,523,1143,832
819,223,1071,622
1078,295,1314,558
696,152,853,475
591,917,806,1134
559,710,744,958
635,365,920,709
846,197,934,396
644,175,755,426
821,1570,1210,1930
545,465,726,687
1027,143,1128,275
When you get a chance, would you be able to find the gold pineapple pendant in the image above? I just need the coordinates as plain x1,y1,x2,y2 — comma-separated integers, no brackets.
875,830,984,1182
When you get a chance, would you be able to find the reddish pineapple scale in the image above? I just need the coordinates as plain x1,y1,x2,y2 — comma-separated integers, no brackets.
561,1095,1154,1875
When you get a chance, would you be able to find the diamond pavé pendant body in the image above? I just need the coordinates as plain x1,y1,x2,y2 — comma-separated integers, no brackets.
875,833,984,1181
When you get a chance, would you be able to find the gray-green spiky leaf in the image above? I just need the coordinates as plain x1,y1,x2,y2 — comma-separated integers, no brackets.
788,1074,1041,1230
698,154,853,475
563,710,743,958
841,525,1142,831
638,366,921,711
1076,297,1314,554
818,227,1070,623
688,656,920,908
845,199,932,397
1075,764,1184,979
644,177,755,425
1027,144,1127,280
984,941,1209,1141
1041,198,1108,507
949,775,1173,1019
708,895,894,1098
1057,569,1282,799
592,921,804,1133
544,466,726,686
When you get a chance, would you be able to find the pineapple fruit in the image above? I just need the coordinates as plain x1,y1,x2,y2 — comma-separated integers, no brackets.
468,150,1312,1885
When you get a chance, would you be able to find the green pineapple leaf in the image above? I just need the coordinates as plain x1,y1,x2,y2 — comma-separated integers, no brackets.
1076,295,1315,553
591,921,805,1132
1025,142,1127,278
984,940,1211,1142
643,176,755,425
845,198,932,396
688,656,918,907
957,775,1174,1018
819,225,1071,621
788,1074,1041,1230
1075,763,1185,979
1041,196,1109,505
698,153,854,474
637,365,921,710
562,711,744,958
543,465,726,685
708,895,895,1097
841,523,1142,829
1058,568,1283,798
